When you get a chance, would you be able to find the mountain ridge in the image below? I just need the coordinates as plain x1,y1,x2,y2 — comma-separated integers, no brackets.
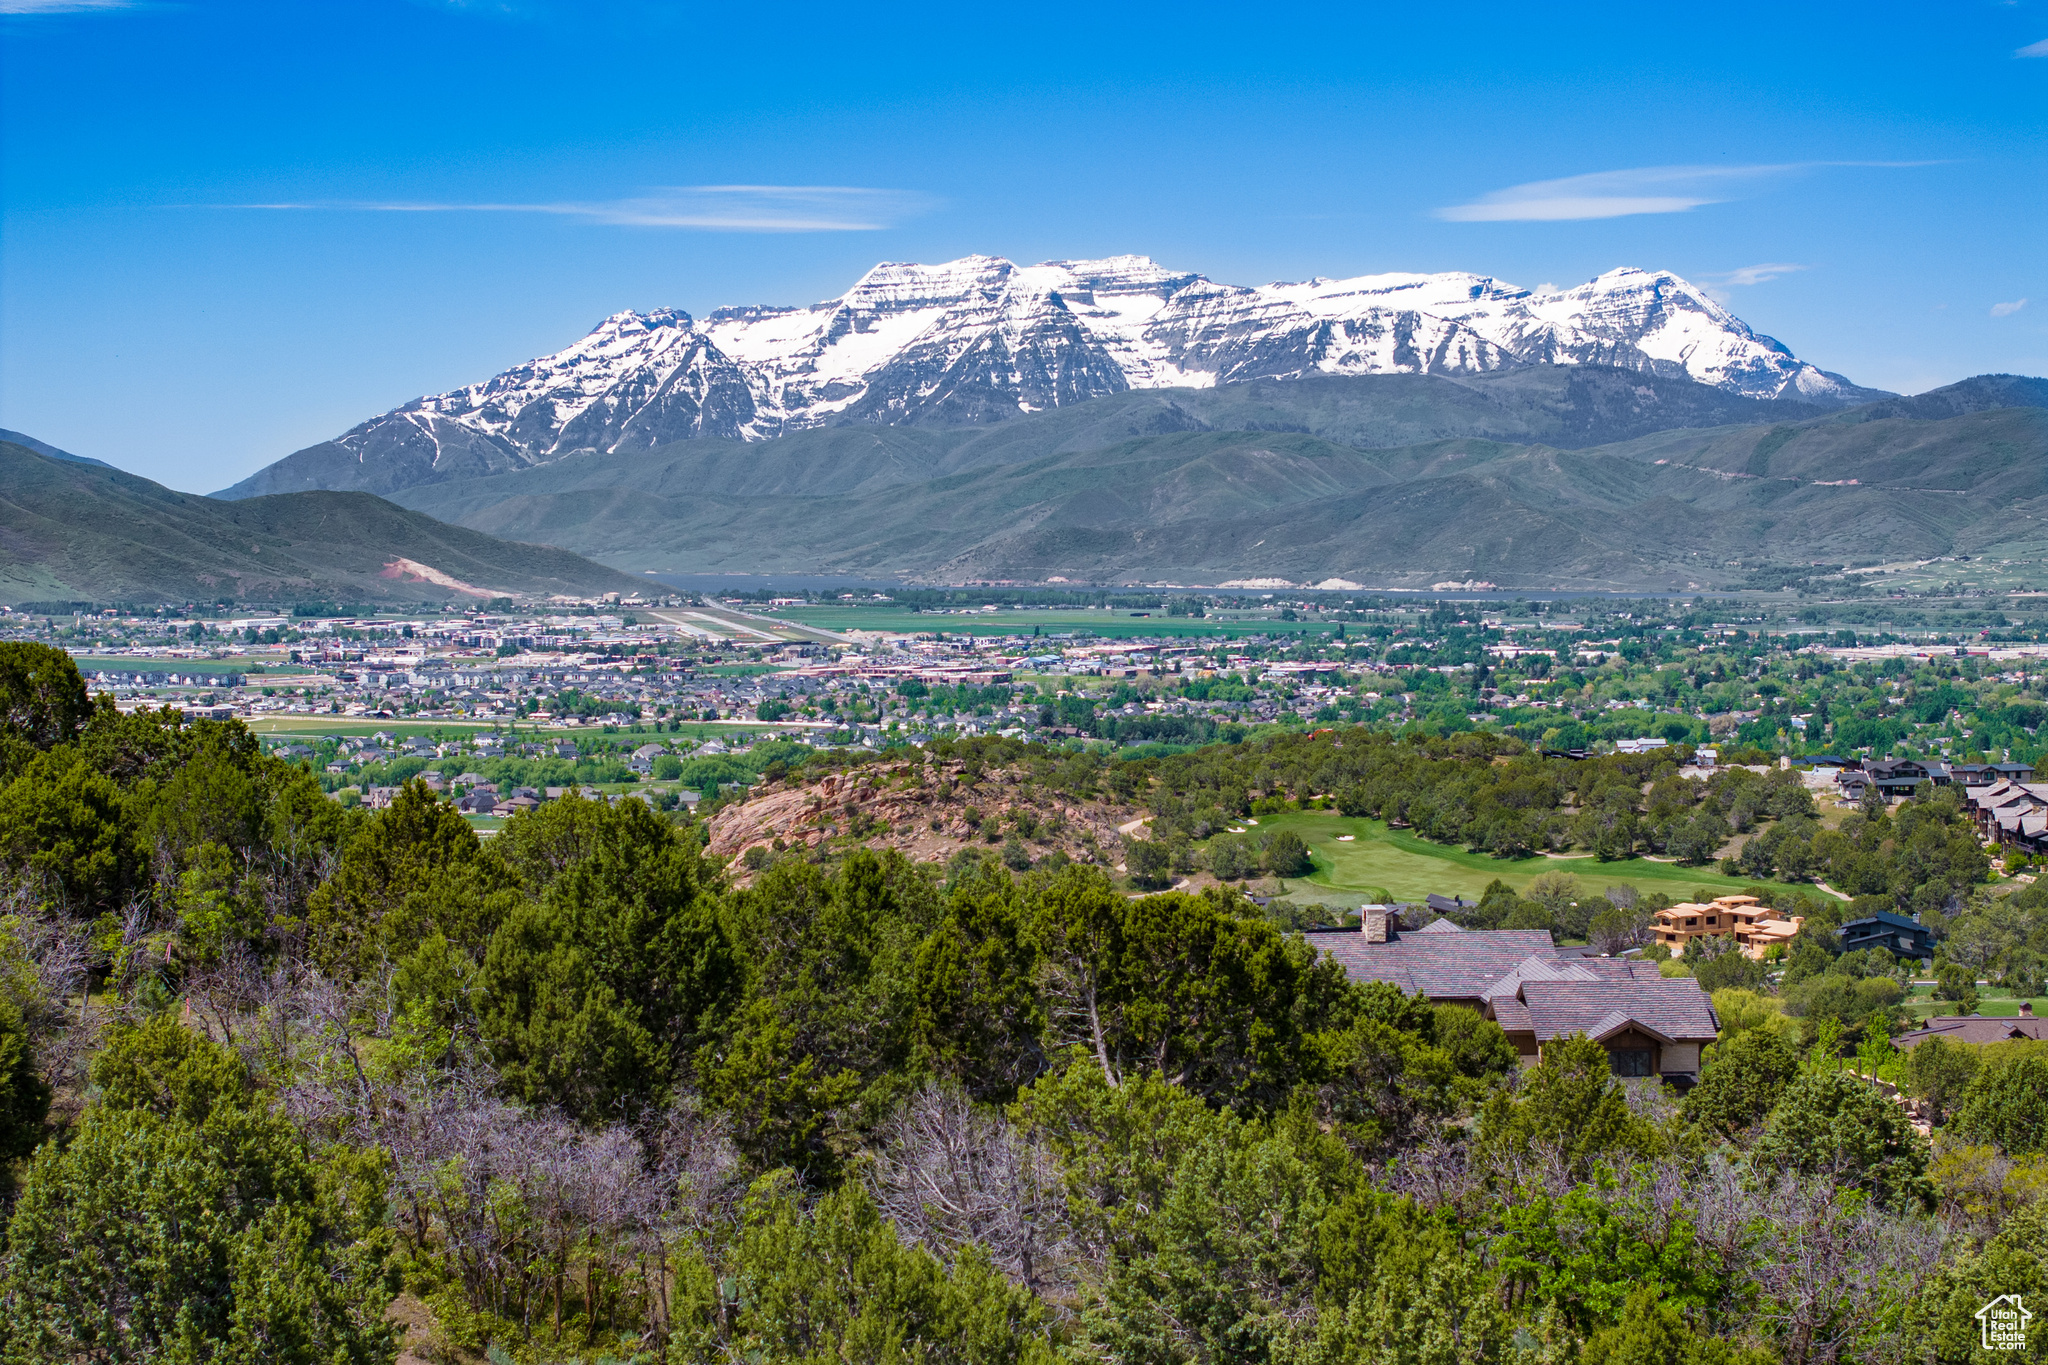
216,256,1889,500
382,374,2048,590
0,428,114,470
0,441,647,606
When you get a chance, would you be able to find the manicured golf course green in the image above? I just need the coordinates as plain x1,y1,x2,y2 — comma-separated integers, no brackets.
1251,810,1812,905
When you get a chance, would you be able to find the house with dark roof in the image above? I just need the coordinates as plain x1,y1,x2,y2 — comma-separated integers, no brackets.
1317,918,1720,1082
1894,1003,2044,1049
1489,971,1720,1080
1839,910,1935,960
1865,757,1950,794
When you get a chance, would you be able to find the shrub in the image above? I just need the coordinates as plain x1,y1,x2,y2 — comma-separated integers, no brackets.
1125,839,1171,888
1264,829,1312,878
1754,1069,1933,1208
1905,1036,1980,1125
1684,1027,1798,1139
1950,1045,2048,1155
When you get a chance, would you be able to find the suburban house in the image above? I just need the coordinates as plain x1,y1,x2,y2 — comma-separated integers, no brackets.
1489,972,1719,1080
1319,916,1719,1084
1964,778,2048,851
1319,920,1559,1011
1838,910,1936,960
1650,895,1803,959
1894,1003,2045,1049
1862,757,1951,796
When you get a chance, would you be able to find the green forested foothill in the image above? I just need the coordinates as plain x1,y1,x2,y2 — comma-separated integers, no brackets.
0,641,2045,1364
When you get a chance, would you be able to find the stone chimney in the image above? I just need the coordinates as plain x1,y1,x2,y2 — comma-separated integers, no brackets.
1362,909,1392,943
2022,1001,2036,1018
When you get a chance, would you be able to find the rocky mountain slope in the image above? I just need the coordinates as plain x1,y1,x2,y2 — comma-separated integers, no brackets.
218,256,1885,499
386,374,2048,591
0,441,647,606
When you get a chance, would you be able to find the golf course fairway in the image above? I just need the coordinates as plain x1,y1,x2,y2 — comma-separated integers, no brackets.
1248,810,1812,906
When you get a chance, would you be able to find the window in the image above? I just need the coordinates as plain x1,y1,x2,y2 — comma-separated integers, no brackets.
1707,916,1718,925
1686,917,1698,927
1609,1047,1654,1077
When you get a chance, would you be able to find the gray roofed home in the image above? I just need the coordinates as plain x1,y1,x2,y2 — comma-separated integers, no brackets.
1894,1003,2044,1049
1317,918,1718,1083
1501,976,1720,1080
1318,928,1559,1007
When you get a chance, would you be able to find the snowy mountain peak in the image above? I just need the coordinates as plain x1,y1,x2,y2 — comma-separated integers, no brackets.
266,254,1880,490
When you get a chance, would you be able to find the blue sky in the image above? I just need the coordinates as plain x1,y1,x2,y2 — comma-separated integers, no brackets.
2,0,2044,492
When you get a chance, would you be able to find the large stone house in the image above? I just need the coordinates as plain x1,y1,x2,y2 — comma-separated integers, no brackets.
1319,918,1720,1085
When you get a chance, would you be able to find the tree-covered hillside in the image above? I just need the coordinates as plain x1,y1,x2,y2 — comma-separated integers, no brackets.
0,642,2043,1363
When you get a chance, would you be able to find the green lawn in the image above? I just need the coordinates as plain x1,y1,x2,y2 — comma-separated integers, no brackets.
758,605,1343,641
77,655,255,674
1251,810,1813,905
1902,983,2048,1019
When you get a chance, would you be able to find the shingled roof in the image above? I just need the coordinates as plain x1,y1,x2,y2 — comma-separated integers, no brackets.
1894,1014,2048,1048
1517,977,1719,1044
1318,929,1559,1000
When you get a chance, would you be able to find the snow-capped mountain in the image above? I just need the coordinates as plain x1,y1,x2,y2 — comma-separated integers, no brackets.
222,255,1879,497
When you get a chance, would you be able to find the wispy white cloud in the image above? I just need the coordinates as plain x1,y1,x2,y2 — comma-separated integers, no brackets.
1711,262,1808,287
1992,298,2029,317
226,185,932,232
1691,262,1808,304
1436,161,1940,223
0,0,135,12
2016,37,2048,56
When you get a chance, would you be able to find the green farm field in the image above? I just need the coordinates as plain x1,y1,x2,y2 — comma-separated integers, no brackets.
240,716,795,743
758,605,1335,641
1251,810,1820,906
75,655,264,674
